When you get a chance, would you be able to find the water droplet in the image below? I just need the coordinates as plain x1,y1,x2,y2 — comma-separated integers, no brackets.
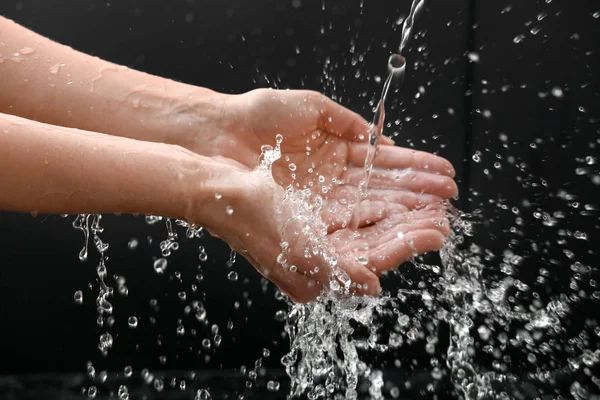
127,238,138,250
195,389,211,400
227,271,238,281
467,52,480,63
195,307,207,322
513,34,526,43
388,53,406,71
225,205,234,215
275,310,287,321
124,366,133,378
74,290,83,304
128,316,138,328
153,258,167,274
49,63,63,75
98,332,113,352
551,87,564,98
118,385,129,400
198,246,208,262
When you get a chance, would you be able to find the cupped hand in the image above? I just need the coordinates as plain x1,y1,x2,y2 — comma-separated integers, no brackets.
210,168,452,304
196,89,458,302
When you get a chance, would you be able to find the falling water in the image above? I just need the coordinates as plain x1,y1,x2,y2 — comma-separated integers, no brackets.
357,0,425,196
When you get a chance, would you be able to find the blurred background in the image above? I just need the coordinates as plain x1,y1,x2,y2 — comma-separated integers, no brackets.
0,0,598,398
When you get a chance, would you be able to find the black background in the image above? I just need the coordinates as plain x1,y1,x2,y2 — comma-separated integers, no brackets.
0,0,598,381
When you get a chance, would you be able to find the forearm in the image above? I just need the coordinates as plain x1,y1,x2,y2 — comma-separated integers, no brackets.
0,112,237,226
0,17,227,147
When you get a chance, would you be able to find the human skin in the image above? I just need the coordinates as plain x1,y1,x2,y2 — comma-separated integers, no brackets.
0,17,457,302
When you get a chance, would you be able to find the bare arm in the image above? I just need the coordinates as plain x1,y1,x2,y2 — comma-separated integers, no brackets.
0,16,226,148
0,111,239,229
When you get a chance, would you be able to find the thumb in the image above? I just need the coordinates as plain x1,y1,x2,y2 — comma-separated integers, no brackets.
317,95,395,146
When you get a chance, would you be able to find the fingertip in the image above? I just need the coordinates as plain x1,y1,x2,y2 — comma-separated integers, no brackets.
446,178,459,199
354,271,382,298
380,135,395,146
438,156,456,178
318,97,370,143
369,279,382,297
407,229,446,253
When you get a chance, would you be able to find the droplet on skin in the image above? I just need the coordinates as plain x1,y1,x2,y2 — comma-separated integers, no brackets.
19,47,35,55
225,205,234,215
49,63,63,75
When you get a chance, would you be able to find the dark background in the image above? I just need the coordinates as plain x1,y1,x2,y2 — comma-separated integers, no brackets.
0,0,598,384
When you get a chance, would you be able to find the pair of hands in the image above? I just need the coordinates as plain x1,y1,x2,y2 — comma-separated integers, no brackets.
182,89,457,303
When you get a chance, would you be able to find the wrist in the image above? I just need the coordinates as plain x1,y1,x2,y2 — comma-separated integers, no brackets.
175,151,248,234
162,86,237,156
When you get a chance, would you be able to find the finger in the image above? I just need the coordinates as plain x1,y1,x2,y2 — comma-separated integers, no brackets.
328,184,442,211
316,95,377,144
337,258,382,297
366,213,450,240
322,198,409,232
380,135,396,146
349,144,456,177
343,168,459,199
369,229,446,275
366,218,452,247
256,262,323,304
334,212,450,253
279,278,323,304
358,188,443,210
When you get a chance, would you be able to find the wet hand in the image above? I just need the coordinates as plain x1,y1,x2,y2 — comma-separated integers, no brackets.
193,89,458,302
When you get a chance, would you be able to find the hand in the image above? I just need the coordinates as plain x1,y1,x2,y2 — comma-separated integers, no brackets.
189,89,458,302
223,88,456,235
206,168,452,304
